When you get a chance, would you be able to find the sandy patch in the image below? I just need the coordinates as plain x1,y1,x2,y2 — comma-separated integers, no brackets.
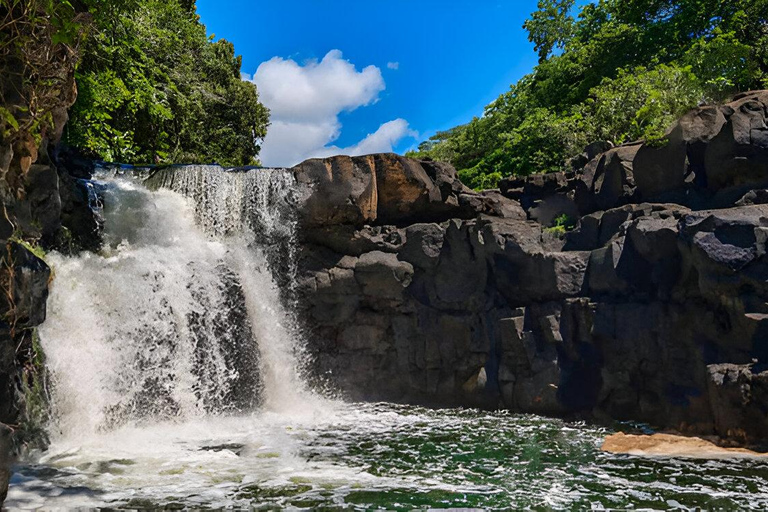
602,432,768,459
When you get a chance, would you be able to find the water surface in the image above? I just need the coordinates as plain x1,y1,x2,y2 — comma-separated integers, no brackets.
8,402,768,510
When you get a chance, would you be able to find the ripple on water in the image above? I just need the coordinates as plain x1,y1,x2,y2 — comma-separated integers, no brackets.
7,402,768,510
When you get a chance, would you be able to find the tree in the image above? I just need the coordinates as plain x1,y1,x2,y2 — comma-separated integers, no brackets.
413,0,768,190
64,0,269,166
523,0,576,62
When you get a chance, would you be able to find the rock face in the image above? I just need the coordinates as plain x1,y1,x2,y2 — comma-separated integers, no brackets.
0,153,103,502
294,91,768,446
0,86,97,507
292,153,525,227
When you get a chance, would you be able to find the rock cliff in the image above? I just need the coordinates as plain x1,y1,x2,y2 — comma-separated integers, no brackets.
0,31,93,501
293,91,768,446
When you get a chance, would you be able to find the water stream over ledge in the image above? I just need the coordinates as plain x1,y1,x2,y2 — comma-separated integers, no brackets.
5,170,768,510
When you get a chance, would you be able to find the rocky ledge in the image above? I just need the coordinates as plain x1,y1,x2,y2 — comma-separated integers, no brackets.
293,91,768,446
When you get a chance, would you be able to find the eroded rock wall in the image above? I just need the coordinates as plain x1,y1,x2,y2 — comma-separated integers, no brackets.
0,58,97,506
294,92,768,445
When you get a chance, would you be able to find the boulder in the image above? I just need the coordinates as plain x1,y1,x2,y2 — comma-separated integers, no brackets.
679,204,768,275
292,153,524,228
400,223,445,270
528,194,580,227
707,363,768,444
705,91,768,191
21,164,62,244
354,251,414,299
736,189,768,206
633,106,726,199
373,153,444,224
592,144,641,211
302,224,405,257
0,242,51,328
293,155,378,227
431,220,487,307
500,170,591,221
458,190,526,220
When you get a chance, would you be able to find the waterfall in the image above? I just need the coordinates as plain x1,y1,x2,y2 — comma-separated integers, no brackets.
40,166,320,439
146,165,315,412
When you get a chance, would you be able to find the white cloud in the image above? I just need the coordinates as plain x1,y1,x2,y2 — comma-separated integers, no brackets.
312,119,418,159
248,50,416,167
387,61,399,70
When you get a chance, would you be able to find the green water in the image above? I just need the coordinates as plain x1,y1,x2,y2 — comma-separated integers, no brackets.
8,403,768,510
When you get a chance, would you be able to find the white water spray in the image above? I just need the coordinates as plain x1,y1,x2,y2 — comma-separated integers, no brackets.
150,165,320,413
40,167,323,439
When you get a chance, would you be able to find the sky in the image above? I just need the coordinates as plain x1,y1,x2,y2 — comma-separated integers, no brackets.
195,1,576,167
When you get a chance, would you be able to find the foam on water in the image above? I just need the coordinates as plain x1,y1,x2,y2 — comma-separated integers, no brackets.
9,402,768,509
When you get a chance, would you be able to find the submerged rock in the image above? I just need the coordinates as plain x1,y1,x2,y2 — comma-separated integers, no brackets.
601,432,768,458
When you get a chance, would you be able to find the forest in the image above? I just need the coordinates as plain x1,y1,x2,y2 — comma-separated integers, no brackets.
1,0,269,167
408,0,768,189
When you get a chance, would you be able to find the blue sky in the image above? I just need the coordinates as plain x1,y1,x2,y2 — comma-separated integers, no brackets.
196,0,578,166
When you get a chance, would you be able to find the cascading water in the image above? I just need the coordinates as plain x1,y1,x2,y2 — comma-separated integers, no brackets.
7,167,768,510
42,167,319,437
143,165,313,411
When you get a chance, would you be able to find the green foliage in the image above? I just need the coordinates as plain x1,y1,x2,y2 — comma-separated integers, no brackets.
65,0,269,166
9,229,47,261
545,213,576,237
414,0,768,190
683,28,764,100
12,238,46,261
0,0,90,145
523,0,576,62
584,64,704,146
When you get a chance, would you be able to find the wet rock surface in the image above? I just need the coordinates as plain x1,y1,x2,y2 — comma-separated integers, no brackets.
0,143,101,503
294,92,768,446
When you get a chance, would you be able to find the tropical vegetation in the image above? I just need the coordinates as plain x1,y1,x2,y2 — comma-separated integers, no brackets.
65,0,269,166
408,0,768,189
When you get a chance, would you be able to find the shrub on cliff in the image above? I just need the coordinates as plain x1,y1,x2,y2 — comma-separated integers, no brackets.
0,0,89,156
409,0,768,189
64,0,269,166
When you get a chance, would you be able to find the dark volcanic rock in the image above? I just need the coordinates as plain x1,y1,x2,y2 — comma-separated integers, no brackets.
705,91,768,192
0,422,9,503
633,106,726,199
0,153,100,506
292,153,522,228
591,144,641,211
707,363,768,445
291,98,768,444
293,155,378,227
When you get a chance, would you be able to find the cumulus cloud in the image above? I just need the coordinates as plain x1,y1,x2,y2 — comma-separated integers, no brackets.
248,50,416,167
312,119,417,159
387,61,400,70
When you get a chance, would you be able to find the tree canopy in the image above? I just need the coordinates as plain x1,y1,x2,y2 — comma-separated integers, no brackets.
0,0,89,149
64,0,269,166
409,0,768,189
